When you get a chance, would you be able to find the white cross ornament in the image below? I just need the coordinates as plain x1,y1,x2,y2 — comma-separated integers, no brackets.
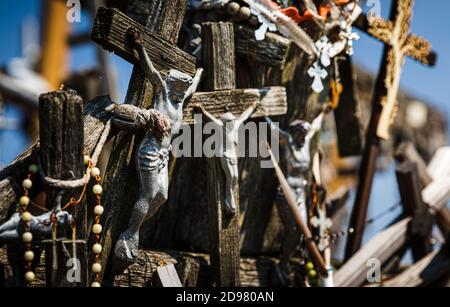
315,36,333,67
251,7,277,41
311,210,333,251
308,61,328,93
339,21,360,56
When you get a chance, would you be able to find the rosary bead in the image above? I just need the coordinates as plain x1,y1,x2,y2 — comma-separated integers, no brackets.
22,179,33,189
238,6,251,20
305,262,314,271
84,155,91,165
22,232,33,243
92,243,102,254
92,224,102,234
308,269,317,279
92,263,102,273
93,184,103,195
20,196,30,206
24,251,34,262
94,205,104,216
22,212,32,223
25,271,35,282
90,167,101,177
28,164,39,174
227,2,240,16
91,281,101,287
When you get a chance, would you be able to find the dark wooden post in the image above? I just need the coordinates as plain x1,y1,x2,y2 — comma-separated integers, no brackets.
39,89,85,287
396,161,433,261
202,22,240,287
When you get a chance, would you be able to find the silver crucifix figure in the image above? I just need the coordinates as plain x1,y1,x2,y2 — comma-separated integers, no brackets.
195,102,258,217
113,29,203,268
265,106,330,284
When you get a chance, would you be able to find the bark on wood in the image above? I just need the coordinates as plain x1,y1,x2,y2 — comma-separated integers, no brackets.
39,89,84,287
92,7,196,76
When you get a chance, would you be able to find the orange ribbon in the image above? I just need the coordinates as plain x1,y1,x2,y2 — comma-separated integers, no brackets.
274,0,351,24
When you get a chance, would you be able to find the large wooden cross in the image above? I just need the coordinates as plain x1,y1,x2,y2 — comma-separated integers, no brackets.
193,22,287,287
90,0,196,285
344,0,437,259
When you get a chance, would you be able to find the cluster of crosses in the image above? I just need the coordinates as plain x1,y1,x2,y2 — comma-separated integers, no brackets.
0,0,449,287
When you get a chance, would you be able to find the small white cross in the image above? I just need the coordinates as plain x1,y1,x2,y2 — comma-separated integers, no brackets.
308,61,328,93
339,21,360,56
315,36,333,67
311,209,333,251
251,7,277,41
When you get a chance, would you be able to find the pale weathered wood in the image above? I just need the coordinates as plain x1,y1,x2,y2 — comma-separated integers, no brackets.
92,7,196,76
184,87,287,124
335,218,412,287
382,248,450,287
153,263,183,287
427,147,450,181
0,72,39,111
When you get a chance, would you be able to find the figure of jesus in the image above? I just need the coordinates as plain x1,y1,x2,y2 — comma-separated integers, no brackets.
113,29,203,267
265,105,330,284
195,102,258,217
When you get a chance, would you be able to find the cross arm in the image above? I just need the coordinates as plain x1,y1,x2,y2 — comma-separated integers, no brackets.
353,14,437,66
91,7,197,76
183,87,287,124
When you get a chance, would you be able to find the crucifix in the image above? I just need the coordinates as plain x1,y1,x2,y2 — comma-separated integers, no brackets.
191,22,287,287
90,0,198,284
344,0,437,259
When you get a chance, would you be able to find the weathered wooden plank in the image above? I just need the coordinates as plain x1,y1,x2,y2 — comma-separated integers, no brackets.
0,178,19,226
335,218,411,287
153,263,183,287
427,147,450,181
0,72,39,111
234,24,291,69
184,87,287,124
382,248,450,287
202,22,235,90
422,178,450,213
91,7,196,76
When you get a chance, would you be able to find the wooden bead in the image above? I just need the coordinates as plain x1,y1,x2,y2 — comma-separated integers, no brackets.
92,224,102,234
24,251,34,262
93,184,103,195
227,2,240,16
90,167,101,177
22,212,32,223
19,196,30,206
94,205,104,216
92,243,102,254
28,164,38,174
25,271,35,282
22,179,33,189
92,263,102,273
22,232,33,243
84,155,91,165
238,6,251,20
91,281,101,287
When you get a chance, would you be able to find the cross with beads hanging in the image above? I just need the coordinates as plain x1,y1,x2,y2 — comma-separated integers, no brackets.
345,0,438,259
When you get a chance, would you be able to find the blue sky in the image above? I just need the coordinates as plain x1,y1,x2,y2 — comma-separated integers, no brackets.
0,1,448,246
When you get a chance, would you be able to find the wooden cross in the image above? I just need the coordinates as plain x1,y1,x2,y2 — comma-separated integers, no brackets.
344,0,437,259
196,22,287,287
335,144,450,287
89,0,196,285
